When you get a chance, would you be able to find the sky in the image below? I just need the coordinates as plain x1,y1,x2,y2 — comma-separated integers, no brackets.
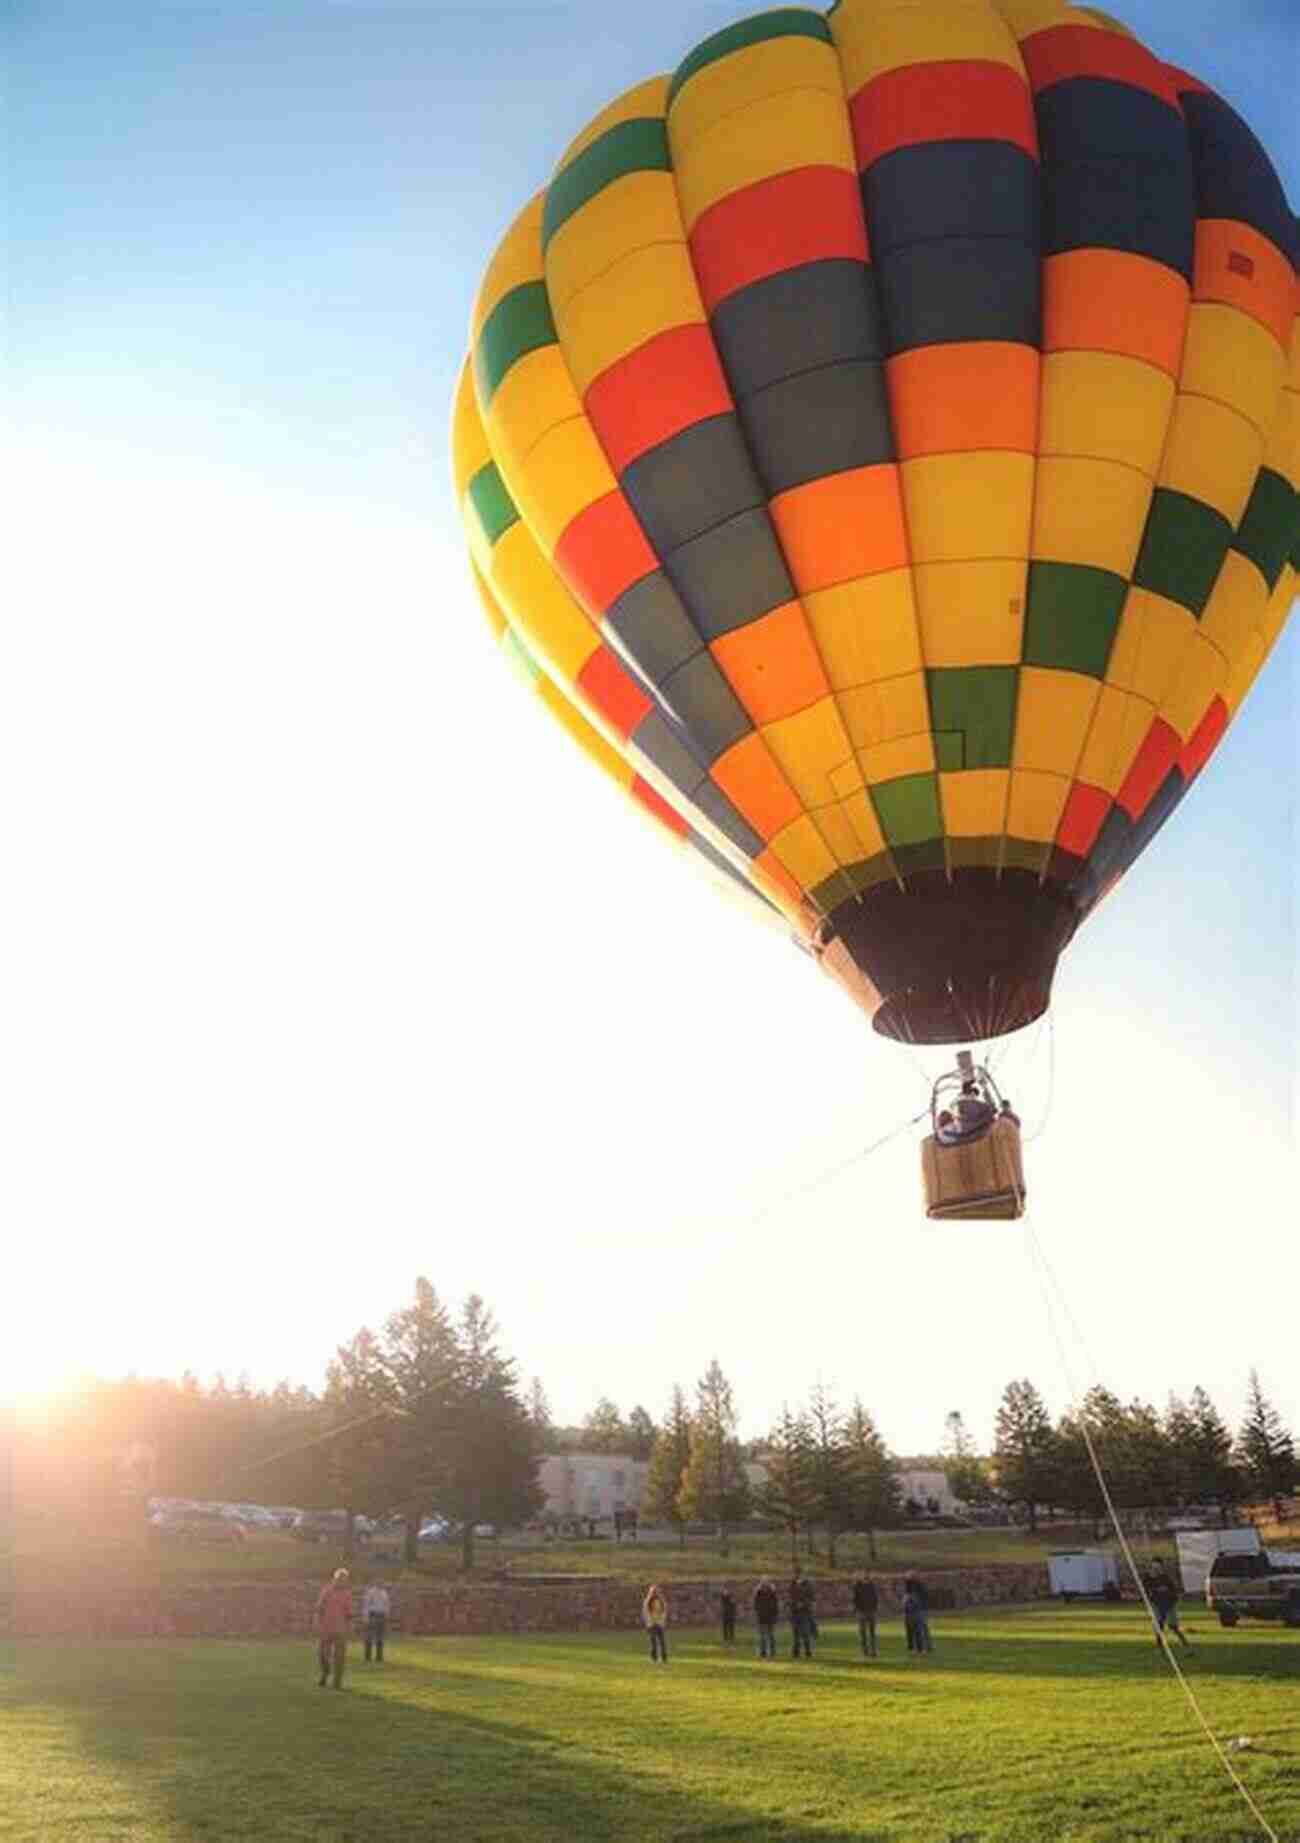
7,1,1297,1456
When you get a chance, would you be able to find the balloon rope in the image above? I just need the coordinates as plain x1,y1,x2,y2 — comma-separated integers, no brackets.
1023,1220,1280,1843
748,1107,930,1225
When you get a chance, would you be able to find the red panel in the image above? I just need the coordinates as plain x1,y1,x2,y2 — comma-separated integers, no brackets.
554,490,658,616
1177,695,1228,781
577,643,653,741
631,773,690,837
1056,781,1112,857
1117,718,1180,821
849,61,1037,169
584,324,732,475
1021,25,1182,110
690,167,869,313
1164,63,1212,98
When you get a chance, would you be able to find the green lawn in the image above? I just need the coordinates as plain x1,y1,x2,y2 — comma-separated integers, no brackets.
4,1607,1297,1842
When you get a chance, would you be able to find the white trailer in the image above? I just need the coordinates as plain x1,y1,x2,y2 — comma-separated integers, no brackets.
1048,1550,1121,1599
1175,1527,1261,1597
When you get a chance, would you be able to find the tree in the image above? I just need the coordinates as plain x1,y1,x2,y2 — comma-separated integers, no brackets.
1187,1386,1242,1521
755,1407,816,1569
993,1379,1056,1531
943,1409,993,1508
317,1329,406,1557
643,1386,693,1547
581,1397,628,1454
527,1378,553,1445
677,1359,750,1553
1238,1370,1296,1518
439,1294,543,1571
626,1405,657,1461
841,1399,901,1561
804,1382,851,1565
374,1277,464,1562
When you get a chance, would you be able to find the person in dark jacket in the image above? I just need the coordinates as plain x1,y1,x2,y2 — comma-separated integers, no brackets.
904,1576,932,1653
753,1580,778,1658
852,1573,879,1657
789,1573,815,1658
1148,1568,1191,1650
719,1586,737,1644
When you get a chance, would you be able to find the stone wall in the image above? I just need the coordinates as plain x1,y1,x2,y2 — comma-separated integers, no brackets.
7,1564,1049,1640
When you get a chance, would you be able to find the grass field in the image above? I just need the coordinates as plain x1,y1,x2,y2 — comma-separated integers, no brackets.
5,1607,1297,1843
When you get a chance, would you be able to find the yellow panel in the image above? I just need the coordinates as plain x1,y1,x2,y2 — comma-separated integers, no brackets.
836,670,930,751
838,788,888,859
1007,769,1070,843
1263,378,1300,485
1200,549,1267,665
814,798,876,867
861,730,937,783
1031,455,1152,576
508,415,616,554
489,522,600,686
669,34,845,155
1106,588,1196,706
488,348,583,478
1179,302,1287,437
450,360,491,497
1225,564,1296,713
769,813,841,887
472,194,545,338
804,569,921,688
1076,684,1153,795
544,171,684,312
939,768,1009,836
1012,667,1102,775
462,487,495,580
828,757,868,800
901,451,1035,563
556,242,704,394
993,0,1105,38
913,559,1026,666
535,671,636,788
762,698,858,809
556,76,671,170
1158,394,1264,526
833,0,1026,92
674,87,857,232
1038,350,1175,478
1162,633,1227,741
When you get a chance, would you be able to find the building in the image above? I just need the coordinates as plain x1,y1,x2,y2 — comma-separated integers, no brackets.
536,1453,649,1525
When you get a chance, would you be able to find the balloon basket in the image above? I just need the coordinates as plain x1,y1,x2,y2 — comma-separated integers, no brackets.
921,1117,1027,1221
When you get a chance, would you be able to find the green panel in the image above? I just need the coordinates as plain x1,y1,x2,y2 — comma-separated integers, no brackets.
870,772,943,848
542,118,672,250
947,836,1004,871
1133,487,1232,616
1003,837,1049,874
669,9,834,105
502,625,542,686
926,667,1018,770
1022,561,1126,677
810,851,894,910
467,461,519,548
1233,467,1295,592
474,281,557,407
934,730,964,772
892,839,947,878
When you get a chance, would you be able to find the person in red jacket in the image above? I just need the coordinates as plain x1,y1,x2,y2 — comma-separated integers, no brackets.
314,1568,353,1688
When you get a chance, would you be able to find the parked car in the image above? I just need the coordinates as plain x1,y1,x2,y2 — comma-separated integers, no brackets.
151,1507,246,1546
1206,1550,1300,1626
418,1518,451,1544
290,1511,371,1544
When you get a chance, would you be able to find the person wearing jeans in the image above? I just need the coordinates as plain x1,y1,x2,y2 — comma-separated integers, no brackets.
753,1580,779,1658
362,1581,390,1662
314,1568,353,1689
853,1574,879,1657
643,1584,669,1662
789,1573,815,1658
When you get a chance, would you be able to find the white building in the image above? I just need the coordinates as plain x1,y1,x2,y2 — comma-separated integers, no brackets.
536,1453,649,1524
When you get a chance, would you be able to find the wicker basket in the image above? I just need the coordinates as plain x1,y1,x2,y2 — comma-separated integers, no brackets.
921,1116,1026,1220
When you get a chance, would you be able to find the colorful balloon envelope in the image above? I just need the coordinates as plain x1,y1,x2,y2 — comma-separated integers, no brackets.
453,0,1299,1045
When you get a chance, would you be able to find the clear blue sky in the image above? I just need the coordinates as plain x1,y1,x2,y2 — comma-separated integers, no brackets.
8,3,1297,1451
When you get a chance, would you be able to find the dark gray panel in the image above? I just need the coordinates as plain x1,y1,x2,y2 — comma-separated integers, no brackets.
665,507,795,641
876,237,1040,354
863,142,1040,252
658,649,753,763
739,358,895,497
689,828,766,885
1040,156,1195,279
689,775,766,858
621,414,764,556
603,569,702,690
710,259,884,397
630,707,710,795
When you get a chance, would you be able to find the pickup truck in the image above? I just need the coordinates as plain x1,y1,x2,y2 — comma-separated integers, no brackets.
1205,1550,1300,1627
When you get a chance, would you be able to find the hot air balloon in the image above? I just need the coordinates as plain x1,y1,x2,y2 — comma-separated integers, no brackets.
452,0,1299,1217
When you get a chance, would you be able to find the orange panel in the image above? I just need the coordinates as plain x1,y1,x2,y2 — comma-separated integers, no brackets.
711,600,830,725
770,464,909,592
1043,250,1189,377
711,730,804,839
754,846,807,908
887,342,1039,457
1193,220,1296,350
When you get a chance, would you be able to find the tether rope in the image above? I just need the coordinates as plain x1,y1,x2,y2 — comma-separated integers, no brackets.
1023,1217,1280,1843
748,1106,930,1225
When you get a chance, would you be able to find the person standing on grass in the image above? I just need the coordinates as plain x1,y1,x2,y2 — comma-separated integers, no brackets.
314,1568,353,1689
904,1577,933,1654
643,1583,669,1663
853,1572,879,1658
789,1572,815,1658
719,1586,737,1644
362,1580,390,1663
753,1579,779,1659
1148,1568,1192,1651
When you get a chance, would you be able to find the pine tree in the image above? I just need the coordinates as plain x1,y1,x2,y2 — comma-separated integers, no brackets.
841,1399,901,1561
943,1409,992,1508
677,1359,750,1554
527,1377,553,1445
993,1379,1056,1531
581,1397,628,1454
626,1405,657,1461
643,1385,693,1547
755,1407,816,1570
1187,1385,1241,1519
1237,1370,1296,1518
805,1382,850,1566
